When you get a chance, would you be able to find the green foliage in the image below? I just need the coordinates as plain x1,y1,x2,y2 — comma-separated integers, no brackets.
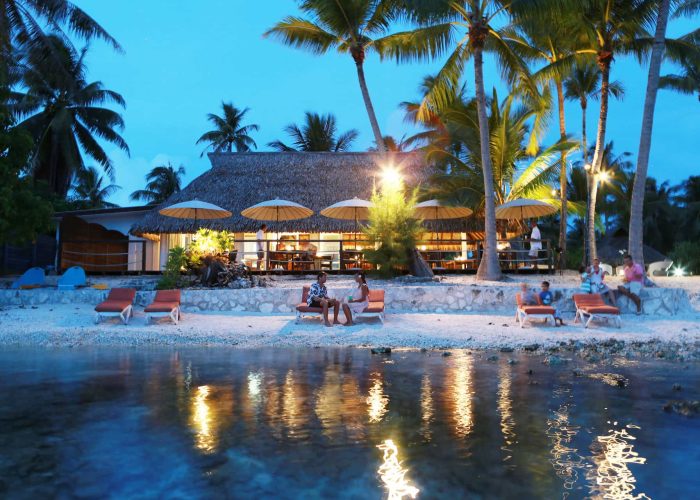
268,112,359,152
188,229,235,259
669,241,700,276
130,163,185,204
196,102,259,155
0,96,52,244
363,186,423,277
157,246,188,290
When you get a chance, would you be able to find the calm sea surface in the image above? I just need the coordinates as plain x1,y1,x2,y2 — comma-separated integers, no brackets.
0,347,698,499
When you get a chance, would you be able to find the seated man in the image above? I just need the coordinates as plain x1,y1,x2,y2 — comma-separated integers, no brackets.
307,272,340,327
618,254,643,315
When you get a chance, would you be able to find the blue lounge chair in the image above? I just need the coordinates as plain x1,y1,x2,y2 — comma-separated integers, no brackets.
57,266,87,290
10,267,45,289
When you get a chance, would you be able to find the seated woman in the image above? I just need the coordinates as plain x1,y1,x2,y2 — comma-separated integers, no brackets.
342,272,370,326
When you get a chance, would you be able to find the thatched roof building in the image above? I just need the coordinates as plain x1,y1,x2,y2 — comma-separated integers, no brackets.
132,152,472,235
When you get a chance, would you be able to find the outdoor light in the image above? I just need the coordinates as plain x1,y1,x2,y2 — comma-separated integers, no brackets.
380,166,403,190
551,189,558,197
672,266,686,277
584,163,592,171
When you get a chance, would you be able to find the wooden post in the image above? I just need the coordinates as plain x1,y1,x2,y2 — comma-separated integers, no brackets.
141,240,147,274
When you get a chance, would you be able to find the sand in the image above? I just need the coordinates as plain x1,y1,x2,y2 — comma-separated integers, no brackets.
1,303,699,355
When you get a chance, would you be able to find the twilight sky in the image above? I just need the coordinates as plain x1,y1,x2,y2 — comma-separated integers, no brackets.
76,1,699,207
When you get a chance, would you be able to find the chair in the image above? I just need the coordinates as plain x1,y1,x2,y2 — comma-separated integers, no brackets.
57,266,86,290
515,292,556,328
94,288,136,325
573,293,621,329
10,267,45,289
647,260,673,277
600,263,614,276
295,286,385,324
145,290,181,324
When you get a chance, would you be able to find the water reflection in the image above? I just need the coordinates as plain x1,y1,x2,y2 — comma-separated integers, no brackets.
315,365,366,440
589,424,648,499
420,375,433,442
282,370,308,439
447,354,474,438
192,385,214,452
497,363,516,459
367,372,388,423
377,439,420,500
546,400,585,491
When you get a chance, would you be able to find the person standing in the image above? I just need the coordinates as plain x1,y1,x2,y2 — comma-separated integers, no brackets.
256,224,267,270
528,220,542,269
618,254,644,315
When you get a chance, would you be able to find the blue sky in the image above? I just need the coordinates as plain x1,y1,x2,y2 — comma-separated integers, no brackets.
76,1,699,207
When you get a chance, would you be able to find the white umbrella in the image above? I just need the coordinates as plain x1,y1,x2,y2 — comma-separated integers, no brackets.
414,199,473,220
320,198,373,237
241,199,313,223
159,199,232,228
495,198,557,220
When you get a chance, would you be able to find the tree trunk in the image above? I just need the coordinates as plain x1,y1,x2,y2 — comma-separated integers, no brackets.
354,60,386,152
629,0,670,267
581,100,589,265
581,101,588,163
556,80,568,269
473,47,503,281
587,61,611,263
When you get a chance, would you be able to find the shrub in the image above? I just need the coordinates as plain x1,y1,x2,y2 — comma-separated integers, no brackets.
157,246,188,289
669,241,700,275
363,186,423,278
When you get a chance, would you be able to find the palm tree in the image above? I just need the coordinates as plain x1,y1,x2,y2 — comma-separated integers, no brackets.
265,0,402,152
379,1,537,280
11,36,128,198
630,7,700,265
659,56,700,101
71,166,120,209
130,163,186,205
268,112,358,152
0,0,120,80
196,102,258,155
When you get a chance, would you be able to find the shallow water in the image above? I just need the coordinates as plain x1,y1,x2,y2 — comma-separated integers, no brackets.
0,347,698,499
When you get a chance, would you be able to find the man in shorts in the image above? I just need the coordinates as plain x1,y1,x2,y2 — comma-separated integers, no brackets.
307,272,340,327
256,224,267,270
618,254,643,314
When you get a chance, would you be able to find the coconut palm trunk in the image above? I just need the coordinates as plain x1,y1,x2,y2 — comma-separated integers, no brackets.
587,58,612,263
352,49,386,152
556,80,568,269
581,96,590,265
473,44,502,281
629,0,671,266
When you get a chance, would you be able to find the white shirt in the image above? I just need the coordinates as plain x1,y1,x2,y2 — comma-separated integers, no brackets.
530,226,542,250
256,230,265,251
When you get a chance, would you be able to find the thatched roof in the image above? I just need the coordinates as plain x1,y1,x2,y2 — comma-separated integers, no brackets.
597,233,667,264
131,152,474,234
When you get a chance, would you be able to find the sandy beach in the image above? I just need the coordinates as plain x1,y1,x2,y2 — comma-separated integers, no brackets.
1,303,699,360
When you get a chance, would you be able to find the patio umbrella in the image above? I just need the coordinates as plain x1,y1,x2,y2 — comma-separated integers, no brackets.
159,199,232,229
495,198,557,220
241,198,313,223
320,197,373,235
415,199,472,244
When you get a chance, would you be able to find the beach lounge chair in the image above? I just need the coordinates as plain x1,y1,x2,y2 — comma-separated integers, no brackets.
145,290,181,324
57,266,86,290
10,267,45,289
94,288,136,325
515,293,556,328
647,259,673,277
295,286,385,324
573,293,621,329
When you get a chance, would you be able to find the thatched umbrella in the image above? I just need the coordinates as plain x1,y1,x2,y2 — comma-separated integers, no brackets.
495,199,556,220
320,198,373,242
241,199,313,240
159,200,232,230
414,199,473,221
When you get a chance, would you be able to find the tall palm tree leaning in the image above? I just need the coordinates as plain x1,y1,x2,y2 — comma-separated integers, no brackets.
380,0,536,280
12,36,129,198
130,163,186,205
629,0,700,266
196,102,259,155
268,112,359,152
71,166,120,209
265,0,404,152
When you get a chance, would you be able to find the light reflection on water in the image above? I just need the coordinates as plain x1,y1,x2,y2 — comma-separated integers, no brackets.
0,347,697,498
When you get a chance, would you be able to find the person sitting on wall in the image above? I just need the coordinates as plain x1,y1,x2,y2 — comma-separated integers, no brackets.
590,258,617,306
307,272,340,327
618,254,644,315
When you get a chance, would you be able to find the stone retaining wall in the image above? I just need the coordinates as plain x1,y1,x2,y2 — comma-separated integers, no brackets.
0,284,692,316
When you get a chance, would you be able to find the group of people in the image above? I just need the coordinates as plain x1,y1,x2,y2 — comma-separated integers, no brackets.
579,254,644,314
307,271,369,327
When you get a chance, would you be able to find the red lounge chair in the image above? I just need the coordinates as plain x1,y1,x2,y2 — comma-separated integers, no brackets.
295,286,385,324
94,288,136,325
145,290,181,324
515,292,556,328
573,293,621,328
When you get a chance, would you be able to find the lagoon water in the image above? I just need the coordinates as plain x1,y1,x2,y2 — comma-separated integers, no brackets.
0,347,698,499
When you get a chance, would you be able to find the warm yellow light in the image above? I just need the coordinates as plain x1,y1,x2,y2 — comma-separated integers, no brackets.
376,439,420,500
367,373,388,423
672,266,686,277
192,385,214,452
599,171,610,183
380,166,403,190
551,189,558,197
584,163,592,171
420,245,427,251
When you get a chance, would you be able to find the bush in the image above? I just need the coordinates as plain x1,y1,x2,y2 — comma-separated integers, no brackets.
669,241,700,275
363,186,423,278
157,246,188,289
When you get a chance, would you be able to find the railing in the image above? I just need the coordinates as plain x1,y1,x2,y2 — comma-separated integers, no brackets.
59,239,148,273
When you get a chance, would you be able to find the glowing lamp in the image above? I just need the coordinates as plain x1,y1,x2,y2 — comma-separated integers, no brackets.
380,167,403,190
672,266,686,277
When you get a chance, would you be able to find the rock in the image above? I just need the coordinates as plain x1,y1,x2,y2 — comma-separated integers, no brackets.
588,373,628,388
663,400,699,416
524,344,540,352
441,351,452,357
371,347,391,355
673,383,682,391
543,355,569,366
500,347,514,353
572,370,584,377
486,355,498,362
507,358,518,365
